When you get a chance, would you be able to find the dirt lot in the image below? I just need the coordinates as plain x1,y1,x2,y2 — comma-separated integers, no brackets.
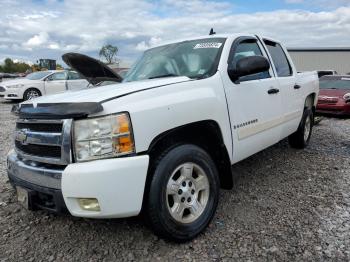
0,98,349,261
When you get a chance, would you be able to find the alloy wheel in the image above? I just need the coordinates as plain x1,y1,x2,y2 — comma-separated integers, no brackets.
166,162,210,224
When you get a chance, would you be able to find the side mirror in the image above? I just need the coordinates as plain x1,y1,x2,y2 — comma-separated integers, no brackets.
228,55,270,82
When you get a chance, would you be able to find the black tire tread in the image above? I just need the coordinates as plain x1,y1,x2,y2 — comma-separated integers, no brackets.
146,144,219,242
288,108,313,149
23,88,41,101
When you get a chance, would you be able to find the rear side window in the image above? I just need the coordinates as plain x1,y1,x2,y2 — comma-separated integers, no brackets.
264,41,292,77
68,71,82,80
48,72,67,81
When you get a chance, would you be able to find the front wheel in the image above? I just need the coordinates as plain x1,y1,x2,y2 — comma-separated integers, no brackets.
146,144,220,242
288,108,313,149
23,88,41,101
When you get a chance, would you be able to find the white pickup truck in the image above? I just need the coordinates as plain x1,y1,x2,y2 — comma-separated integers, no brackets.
7,33,319,242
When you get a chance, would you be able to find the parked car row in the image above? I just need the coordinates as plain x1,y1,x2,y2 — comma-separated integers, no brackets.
0,54,124,101
0,72,19,81
317,70,338,78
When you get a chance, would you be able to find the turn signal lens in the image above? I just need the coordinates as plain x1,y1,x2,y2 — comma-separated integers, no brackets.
113,136,134,154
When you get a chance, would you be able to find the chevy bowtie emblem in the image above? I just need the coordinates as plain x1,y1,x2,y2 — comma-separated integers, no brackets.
15,129,28,144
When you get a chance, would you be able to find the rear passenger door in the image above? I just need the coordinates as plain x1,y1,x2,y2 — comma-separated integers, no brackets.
67,71,89,91
263,39,303,137
222,36,282,163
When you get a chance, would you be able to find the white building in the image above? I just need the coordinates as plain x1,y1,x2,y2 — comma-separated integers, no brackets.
288,48,350,75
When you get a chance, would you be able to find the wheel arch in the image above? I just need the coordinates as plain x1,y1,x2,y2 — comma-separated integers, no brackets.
146,120,233,190
23,87,42,100
305,93,316,113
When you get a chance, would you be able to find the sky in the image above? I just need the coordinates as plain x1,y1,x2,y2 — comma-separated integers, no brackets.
1,0,350,66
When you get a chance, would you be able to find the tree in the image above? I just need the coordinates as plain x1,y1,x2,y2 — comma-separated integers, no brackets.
3,58,15,73
1,58,31,73
99,44,118,64
56,63,64,70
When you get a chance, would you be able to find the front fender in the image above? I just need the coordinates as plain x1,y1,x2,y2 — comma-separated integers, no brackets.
100,73,233,162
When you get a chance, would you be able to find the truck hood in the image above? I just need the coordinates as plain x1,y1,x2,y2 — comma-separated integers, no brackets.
62,53,122,85
22,76,192,105
18,76,192,119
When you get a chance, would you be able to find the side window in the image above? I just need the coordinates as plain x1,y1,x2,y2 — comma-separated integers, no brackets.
264,41,292,77
68,71,82,80
229,40,270,82
48,72,67,81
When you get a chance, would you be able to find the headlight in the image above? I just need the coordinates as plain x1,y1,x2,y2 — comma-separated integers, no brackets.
73,113,135,162
6,84,24,88
343,93,350,103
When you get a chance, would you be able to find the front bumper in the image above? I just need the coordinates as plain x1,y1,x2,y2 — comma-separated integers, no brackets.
7,150,150,218
316,103,350,115
7,151,67,212
1,87,22,100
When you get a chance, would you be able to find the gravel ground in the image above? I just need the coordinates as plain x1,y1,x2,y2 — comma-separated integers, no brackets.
0,98,349,261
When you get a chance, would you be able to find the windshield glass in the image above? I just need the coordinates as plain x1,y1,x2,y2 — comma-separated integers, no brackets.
320,78,350,90
26,71,52,80
124,38,226,82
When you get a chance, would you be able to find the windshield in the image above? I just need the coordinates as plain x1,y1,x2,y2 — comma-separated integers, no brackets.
320,78,350,90
124,38,226,82
26,71,52,80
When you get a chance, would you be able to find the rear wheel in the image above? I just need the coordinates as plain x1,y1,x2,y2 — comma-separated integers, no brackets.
288,108,313,149
23,88,41,101
146,144,220,242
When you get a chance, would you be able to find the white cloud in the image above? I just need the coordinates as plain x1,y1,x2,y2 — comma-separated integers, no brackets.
13,59,33,65
25,32,49,47
0,0,350,65
136,37,163,51
48,43,60,50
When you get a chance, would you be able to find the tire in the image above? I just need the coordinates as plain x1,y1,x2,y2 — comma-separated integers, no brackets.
146,144,220,242
288,108,313,149
23,88,41,101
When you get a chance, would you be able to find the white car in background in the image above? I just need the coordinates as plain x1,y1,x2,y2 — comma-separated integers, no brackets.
0,70,89,101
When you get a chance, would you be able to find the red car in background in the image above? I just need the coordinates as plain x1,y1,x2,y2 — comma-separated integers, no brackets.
316,75,350,116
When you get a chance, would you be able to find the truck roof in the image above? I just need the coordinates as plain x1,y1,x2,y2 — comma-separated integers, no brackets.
151,33,280,49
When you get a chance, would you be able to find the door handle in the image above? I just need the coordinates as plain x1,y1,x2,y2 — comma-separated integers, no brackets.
294,84,301,89
267,88,280,94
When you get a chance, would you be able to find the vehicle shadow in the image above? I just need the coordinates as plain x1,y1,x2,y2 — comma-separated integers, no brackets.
316,112,350,119
0,98,20,105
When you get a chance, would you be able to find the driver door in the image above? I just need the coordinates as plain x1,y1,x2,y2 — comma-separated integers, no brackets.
222,36,282,163
44,71,68,95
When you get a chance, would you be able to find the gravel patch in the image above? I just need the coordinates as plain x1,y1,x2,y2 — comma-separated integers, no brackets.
0,98,349,261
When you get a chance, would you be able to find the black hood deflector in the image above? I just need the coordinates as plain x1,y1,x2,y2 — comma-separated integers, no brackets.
18,102,103,119
62,52,122,85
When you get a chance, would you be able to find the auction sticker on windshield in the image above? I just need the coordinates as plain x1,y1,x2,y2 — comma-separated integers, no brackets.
194,43,222,49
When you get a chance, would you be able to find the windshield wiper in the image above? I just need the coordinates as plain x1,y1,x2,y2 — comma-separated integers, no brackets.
148,74,180,79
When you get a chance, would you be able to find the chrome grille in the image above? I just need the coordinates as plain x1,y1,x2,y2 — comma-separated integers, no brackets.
14,119,73,165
